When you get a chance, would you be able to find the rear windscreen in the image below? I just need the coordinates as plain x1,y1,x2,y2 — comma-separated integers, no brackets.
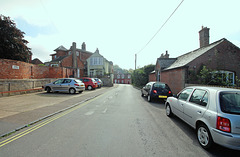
153,83,170,90
220,92,240,115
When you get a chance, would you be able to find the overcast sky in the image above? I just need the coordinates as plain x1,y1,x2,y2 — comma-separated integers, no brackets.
1,0,240,69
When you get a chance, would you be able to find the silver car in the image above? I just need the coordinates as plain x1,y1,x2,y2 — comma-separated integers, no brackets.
165,86,240,150
43,78,85,94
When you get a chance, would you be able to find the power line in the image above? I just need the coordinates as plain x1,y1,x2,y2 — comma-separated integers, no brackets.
136,0,184,55
135,0,184,70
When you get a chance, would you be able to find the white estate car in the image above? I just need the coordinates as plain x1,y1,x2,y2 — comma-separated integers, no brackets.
165,86,240,150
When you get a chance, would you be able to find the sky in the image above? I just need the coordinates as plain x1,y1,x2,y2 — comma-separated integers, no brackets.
1,0,240,70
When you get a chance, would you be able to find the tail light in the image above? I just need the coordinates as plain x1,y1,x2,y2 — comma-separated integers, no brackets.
168,91,172,94
74,84,80,86
153,90,157,94
217,116,231,133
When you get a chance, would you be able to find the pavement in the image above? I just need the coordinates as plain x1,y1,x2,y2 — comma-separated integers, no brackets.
0,85,116,137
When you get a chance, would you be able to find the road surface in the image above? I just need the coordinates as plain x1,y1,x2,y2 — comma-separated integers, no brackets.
0,84,238,156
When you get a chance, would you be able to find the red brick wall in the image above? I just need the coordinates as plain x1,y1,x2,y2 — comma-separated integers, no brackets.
149,73,156,82
0,59,72,79
188,40,240,79
161,68,186,94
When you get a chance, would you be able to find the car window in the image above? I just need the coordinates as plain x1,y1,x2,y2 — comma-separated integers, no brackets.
84,79,89,82
63,79,72,83
220,92,240,115
153,83,170,90
147,84,151,89
189,89,208,106
54,79,64,84
178,88,193,101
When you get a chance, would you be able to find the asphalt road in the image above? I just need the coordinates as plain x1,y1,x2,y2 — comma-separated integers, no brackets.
0,84,239,156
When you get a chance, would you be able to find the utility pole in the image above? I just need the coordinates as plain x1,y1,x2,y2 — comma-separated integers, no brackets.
135,54,137,70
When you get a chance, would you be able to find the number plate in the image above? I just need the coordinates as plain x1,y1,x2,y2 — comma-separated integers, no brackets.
159,95,167,98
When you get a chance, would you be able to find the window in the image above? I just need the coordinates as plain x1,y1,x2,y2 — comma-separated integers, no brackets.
63,79,72,83
54,79,64,84
84,79,89,82
117,74,120,79
128,74,131,79
51,64,58,67
121,74,124,79
189,89,208,106
90,57,103,65
76,51,79,56
90,69,94,77
220,92,240,114
178,88,193,101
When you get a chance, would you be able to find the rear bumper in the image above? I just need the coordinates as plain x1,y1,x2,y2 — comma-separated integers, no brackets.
76,86,85,91
211,128,240,150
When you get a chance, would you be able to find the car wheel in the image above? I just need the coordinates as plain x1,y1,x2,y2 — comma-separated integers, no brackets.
69,88,76,94
197,124,213,149
147,94,152,102
46,87,51,93
87,85,93,90
166,103,173,117
141,92,144,97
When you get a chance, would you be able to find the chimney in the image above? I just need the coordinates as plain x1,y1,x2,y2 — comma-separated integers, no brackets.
199,26,210,48
165,50,169,58
72,42,77,68
82,42,86,50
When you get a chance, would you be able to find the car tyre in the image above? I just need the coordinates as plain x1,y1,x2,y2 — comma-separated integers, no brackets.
69,88,76,94
87,85,93,90
46,87,51,93
197,124,213,149
166,103,173,117
147,94,152,102
141,92,144,97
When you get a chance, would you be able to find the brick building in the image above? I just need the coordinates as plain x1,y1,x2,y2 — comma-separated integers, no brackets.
45,42,92,78
154,27,240,94
114,72,131,84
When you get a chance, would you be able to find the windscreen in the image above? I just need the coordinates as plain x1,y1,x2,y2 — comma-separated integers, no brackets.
220,92,240,115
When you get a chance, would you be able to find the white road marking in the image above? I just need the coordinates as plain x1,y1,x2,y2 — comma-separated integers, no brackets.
84,111,95,116
102,108,108,113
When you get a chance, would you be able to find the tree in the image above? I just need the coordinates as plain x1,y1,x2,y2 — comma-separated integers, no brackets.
132,64,155,88
0,14,32,62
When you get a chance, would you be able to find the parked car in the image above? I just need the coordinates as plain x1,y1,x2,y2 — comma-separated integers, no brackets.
79,77,98,90
94,78,103,88
141,82,172,102
165,86,240,150
43,78,85,94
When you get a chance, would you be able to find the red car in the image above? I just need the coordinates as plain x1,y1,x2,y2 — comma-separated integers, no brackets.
79,77,98,90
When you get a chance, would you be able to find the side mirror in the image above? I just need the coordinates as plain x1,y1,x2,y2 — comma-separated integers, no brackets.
173,94,178,98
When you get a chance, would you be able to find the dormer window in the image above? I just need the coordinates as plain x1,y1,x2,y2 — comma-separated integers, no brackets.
68,51,71,55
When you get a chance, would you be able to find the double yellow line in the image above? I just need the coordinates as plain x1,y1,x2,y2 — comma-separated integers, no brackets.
0,97,96,148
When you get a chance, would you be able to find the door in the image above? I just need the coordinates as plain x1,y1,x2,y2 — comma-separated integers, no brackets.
174,88,193,120
52,79,64,91
60,79,72,92
183,89,208,127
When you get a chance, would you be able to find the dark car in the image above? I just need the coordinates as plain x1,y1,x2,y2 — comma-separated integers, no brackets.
141,82,172,102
